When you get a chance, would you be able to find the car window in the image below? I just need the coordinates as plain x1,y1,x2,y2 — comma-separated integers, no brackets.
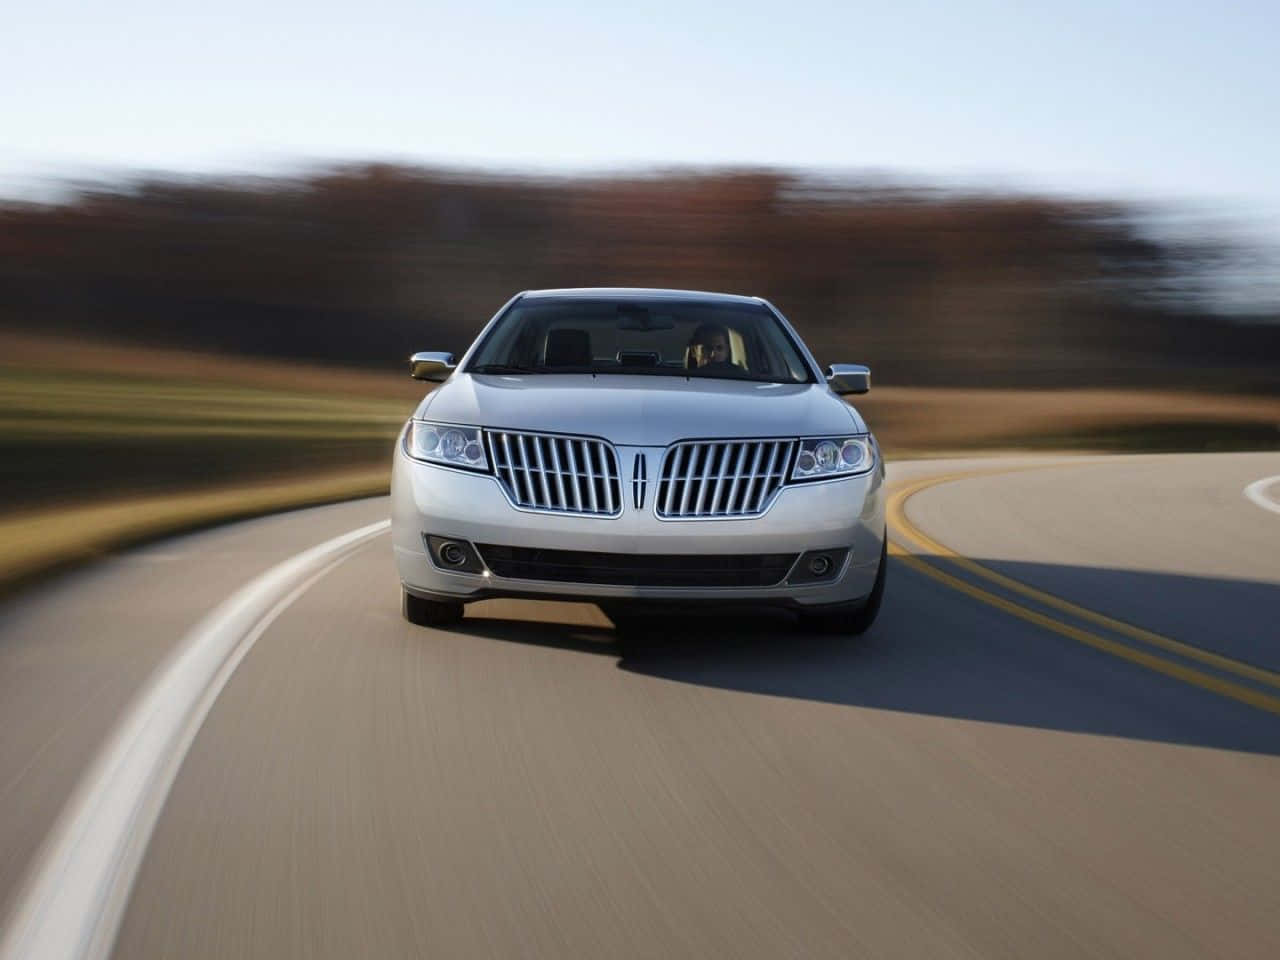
466,299,814,384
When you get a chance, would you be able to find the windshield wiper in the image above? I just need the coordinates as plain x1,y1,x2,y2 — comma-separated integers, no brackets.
469,364,543,375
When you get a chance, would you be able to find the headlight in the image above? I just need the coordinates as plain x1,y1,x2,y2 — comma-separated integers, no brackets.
404,421,489,472
791,436,873,481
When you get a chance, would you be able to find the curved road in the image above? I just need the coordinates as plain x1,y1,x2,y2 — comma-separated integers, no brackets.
1,453,1278,958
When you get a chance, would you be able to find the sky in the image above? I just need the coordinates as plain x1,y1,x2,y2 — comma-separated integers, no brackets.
4,0,1278,300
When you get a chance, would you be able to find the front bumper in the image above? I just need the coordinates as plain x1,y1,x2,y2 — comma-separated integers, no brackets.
390,440,885,608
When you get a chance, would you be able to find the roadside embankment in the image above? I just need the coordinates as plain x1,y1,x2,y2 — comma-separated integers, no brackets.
0,467,390,596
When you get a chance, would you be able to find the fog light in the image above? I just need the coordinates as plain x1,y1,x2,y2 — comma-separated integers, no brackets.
807,555,832,577
788,548,849,585
424,535,485,574
439,542,468,567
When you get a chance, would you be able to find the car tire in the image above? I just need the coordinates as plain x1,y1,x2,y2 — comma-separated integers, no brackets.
800,536,887,635
401,588,463,627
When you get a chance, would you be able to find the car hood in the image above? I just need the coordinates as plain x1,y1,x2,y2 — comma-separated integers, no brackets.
417,374,864,446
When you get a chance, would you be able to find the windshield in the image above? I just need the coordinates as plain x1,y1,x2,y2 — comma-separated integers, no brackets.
464,298,815,384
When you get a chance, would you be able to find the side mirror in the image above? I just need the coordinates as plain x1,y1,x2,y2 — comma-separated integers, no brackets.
409,351,456,382
826,363,871,395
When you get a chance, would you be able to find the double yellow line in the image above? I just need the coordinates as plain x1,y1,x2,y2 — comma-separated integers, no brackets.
887,470,1280,716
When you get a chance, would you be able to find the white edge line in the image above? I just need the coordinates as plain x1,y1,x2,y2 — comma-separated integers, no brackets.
1244,474,1280,516
0,518,391,960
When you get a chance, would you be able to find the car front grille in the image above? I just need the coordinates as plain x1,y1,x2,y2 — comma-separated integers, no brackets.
656,439,795,519
475,544,798,587
487,430,623,516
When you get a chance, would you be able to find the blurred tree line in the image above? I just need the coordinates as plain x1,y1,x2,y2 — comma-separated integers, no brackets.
2,165,1276,390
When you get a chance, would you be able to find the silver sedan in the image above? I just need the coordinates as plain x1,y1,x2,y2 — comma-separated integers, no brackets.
390,288,886,633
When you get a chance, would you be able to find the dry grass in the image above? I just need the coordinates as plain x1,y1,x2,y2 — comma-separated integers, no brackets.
860,387,1280,454
0,351,419,512
0,333,414,590
0,330,426,402
0,467,389,594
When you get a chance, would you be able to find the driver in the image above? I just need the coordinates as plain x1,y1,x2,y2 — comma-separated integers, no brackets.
688,323,736,372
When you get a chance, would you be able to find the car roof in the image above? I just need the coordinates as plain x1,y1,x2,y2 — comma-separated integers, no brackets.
518,287,764,306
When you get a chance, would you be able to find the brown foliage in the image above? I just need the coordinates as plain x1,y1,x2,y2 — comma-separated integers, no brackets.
1,165,1275,389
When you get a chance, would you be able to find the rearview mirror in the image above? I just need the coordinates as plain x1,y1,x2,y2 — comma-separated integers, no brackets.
826,363,870,395
616,306,675,330
409,351,456,382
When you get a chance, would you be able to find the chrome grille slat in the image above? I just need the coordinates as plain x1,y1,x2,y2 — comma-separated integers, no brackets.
661,445,683,515
710,443,733,515
548,437,567,509
488,430,622,516
694,443,717,516
499,433,519,501
762,441,785,511
678,445,699,516
599,441,617,514
583,442,599,513
532,436,552,507
739,442,768,515
563,440,581,512
657,439,794,519
517,434,535,506
723,442,749,516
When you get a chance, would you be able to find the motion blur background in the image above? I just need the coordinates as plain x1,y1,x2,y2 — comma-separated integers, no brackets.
3,0,1278,584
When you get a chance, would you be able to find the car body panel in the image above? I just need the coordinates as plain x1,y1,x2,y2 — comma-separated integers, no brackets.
421,374,860,447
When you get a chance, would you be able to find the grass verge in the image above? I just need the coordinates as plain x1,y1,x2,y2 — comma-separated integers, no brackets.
0,466,389,598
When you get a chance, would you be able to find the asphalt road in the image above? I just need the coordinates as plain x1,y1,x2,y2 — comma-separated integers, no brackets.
1,453,1278,958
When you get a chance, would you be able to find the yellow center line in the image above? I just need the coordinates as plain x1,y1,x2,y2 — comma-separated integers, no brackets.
887,468,1280,715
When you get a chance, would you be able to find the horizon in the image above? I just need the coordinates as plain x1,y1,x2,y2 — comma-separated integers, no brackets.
5,0,1278,310
4,156,1276,316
